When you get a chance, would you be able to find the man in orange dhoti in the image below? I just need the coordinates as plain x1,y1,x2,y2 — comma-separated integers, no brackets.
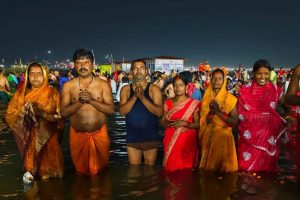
199,68,239,172
61,49,114,175
5,63,64,182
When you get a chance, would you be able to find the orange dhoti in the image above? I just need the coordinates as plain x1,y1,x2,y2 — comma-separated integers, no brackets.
70,125,110,175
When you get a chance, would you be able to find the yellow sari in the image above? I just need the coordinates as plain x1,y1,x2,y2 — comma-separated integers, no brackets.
199,78,238,172
6,64,64,178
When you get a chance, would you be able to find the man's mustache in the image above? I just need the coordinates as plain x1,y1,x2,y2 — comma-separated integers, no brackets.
79,68,88,72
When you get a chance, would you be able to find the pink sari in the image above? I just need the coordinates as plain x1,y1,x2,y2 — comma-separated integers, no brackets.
163,98,200,171
237,81,286,172
296,92,300,182
297,118,300,182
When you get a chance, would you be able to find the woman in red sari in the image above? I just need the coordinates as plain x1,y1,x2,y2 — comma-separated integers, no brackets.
238,59,286,172
160,75,200,171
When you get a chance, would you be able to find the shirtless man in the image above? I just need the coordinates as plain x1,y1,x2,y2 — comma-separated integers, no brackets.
119,59,163,165
61,48,114,175
0,68,11,103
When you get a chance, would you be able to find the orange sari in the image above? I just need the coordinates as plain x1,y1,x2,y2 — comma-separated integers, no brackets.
69,125,110,175
199,79,238,172
5,65,64,178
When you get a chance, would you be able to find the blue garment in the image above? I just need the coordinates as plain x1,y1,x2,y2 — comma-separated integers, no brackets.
59,77,69,93
191,88,202,101
125,83,158,143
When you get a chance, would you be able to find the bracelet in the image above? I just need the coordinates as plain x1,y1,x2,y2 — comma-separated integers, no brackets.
220,112,228,121
186,122,191,128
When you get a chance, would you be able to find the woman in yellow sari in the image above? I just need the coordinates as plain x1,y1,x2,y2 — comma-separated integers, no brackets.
6,63,64,182
199,68,238,172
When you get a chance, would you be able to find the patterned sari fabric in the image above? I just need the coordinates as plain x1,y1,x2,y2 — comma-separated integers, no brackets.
297,118,300,182
163,98,200,171
5,65,64,178
199,80,238,172
237,81,286,172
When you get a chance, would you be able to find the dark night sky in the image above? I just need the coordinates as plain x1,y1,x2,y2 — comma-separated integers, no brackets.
1,0,300,67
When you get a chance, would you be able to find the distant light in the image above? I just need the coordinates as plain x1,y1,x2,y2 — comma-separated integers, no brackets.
47,50,52,54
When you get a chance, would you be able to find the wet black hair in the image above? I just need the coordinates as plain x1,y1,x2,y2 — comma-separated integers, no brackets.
130,59,146,71
172,74,188,86
179,71,193,83
253,59,272,72
73,48,94,63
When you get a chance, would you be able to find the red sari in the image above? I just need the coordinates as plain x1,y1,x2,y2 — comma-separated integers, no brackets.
297,118,300,182
163,98,200,171
237,81,286,172
295,92,300,182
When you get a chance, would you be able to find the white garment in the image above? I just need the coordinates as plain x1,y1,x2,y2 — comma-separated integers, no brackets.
116,82,129,102
111,79,117,94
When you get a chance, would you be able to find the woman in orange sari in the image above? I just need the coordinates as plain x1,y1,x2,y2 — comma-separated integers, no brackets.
6,63,64,182
161,75,200,171
199,68,238,173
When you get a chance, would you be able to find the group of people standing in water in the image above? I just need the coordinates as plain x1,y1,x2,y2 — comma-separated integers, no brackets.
3,48,300,186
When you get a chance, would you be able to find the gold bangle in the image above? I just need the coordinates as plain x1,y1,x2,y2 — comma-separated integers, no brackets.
186,122,191,128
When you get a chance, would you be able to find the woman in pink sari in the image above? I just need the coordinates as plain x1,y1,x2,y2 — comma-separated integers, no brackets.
238,59,286,172
160,75,200,171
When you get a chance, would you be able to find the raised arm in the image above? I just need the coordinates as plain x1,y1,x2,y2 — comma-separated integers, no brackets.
119,85,137,116
215,105,238,127
60,82,83,117
211,99,238,127
140,84,163,118
159,102,169,128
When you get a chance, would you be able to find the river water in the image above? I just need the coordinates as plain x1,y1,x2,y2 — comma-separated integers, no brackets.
0,103,300,199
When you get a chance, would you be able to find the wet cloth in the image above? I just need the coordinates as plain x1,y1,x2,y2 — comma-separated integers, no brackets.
237,81,286,172
125,83,159,144
5,65,64,178
69,125,110,175
199,79,238,172
163,98,200,171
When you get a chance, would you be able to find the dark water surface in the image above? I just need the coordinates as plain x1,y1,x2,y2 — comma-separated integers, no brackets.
0,103,300,199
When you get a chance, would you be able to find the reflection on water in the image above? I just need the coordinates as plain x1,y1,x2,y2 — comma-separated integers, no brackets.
0,103,300,199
